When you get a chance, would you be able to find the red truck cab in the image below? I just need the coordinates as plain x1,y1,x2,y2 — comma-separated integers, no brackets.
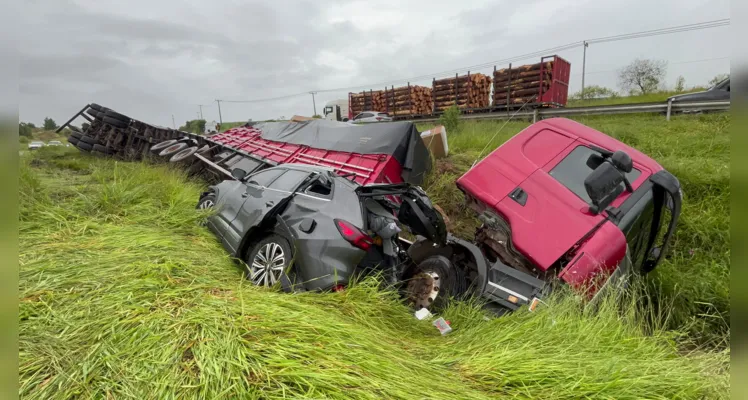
456,118,681,309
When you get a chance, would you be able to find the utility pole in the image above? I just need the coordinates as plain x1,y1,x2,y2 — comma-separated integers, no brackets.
309,91,317,116
171,114,176,128
581,41,589,95
215,99,223,124
198,105,204,119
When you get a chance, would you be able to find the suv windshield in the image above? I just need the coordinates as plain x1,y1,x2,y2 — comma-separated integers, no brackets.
549,146,641,204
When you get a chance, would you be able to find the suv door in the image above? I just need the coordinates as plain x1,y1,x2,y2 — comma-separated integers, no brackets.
216,168,285,252
226,168,313,254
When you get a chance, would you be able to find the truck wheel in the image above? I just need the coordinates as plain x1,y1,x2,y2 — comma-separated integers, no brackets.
76,141,93,152
81,122,90,132
67,136,79,145
170,146,198,163
102,116,128,128
70,131,83,140
158,142,188,157
93,144,114,155
405,255,467,311
243,234,294,288
89,103,104,112
150,139,177,153
79,135,99,145
104,110,131,124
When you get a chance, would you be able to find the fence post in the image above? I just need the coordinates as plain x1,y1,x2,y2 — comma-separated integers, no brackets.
666,99,673,121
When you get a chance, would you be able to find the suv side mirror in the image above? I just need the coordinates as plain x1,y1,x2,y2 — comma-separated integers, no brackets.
584,161,625,214
231,168,247,181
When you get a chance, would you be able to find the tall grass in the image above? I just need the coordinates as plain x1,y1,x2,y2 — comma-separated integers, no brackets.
18,139,729,399
418,113,730,346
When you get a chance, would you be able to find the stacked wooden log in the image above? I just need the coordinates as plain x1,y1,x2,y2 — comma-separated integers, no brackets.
493,61,553,106
349,90,383,116
383,85,432,116
432,73,492,112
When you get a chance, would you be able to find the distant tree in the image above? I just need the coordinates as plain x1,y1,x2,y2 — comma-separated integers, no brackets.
43,117,58,131
618,59,667,95
571,85,619,100
19,123,33,138
178,119,207,134
674,76,686,92
312,114,322,119
708,73,729,87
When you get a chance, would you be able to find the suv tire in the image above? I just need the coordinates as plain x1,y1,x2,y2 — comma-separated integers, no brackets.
243,234,294,288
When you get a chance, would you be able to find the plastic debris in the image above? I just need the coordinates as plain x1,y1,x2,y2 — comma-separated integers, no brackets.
432,317,452,335
414,308,432,320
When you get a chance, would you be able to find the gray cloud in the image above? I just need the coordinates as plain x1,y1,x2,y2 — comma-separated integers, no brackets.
17,0,730,127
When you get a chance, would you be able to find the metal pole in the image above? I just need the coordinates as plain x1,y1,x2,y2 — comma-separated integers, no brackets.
199,105,204,119
666,99,672,121
309,92,317,115
172,115,176,129
581,41,588,95
216,100,223,125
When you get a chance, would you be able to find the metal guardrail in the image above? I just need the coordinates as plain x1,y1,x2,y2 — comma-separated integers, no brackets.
407,100,730,123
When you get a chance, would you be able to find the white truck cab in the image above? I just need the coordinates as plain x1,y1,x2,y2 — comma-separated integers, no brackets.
323,99,349,122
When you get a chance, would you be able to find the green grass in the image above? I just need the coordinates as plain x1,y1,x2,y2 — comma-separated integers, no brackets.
567,88,706,108
19,145,728,399
418,112,730,347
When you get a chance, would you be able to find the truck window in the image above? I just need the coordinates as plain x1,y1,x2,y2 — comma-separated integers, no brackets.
549,146,641,204
324,106,333,115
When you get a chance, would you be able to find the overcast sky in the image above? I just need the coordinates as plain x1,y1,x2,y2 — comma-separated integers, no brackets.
19,0,730,127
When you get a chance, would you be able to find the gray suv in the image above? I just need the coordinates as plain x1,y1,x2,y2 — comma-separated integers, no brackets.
197,164,449,293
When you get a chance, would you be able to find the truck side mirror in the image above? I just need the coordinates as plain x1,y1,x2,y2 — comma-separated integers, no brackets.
231,168,247,181
610,150,633,173
584,161,625,214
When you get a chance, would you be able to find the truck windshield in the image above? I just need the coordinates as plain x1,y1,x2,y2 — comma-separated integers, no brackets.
549,146,641,204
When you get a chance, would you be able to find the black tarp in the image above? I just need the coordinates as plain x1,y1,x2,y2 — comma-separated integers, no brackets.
247,120,432,185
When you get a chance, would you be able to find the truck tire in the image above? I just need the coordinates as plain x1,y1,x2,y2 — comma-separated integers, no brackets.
67,136,79,145
76,141,93,152
89,103,104,112
69,131,83,140
79,135,99,145
104,110,131,124
93,144,113,154
158,142,188,157
404,255,467,311
243,234,294,287
85,109,99,119
102,116,128,128
169,146,198,163
81,122,90,132
150,139,177,153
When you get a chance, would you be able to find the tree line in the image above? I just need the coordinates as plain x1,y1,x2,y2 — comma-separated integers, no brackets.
572,58,729,100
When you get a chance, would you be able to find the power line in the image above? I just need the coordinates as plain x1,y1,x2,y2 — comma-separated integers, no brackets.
217,18,729,103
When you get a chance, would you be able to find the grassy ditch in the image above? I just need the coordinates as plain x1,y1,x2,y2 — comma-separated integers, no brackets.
19,142,728,399
418,113,730,347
